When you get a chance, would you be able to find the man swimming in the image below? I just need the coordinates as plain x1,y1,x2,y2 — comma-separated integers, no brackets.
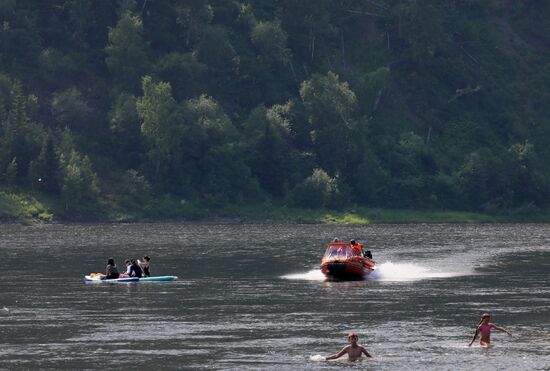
324,332,373,361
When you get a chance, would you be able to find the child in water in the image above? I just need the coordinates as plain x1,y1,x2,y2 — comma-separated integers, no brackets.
468,313,512,347
324,332,373,361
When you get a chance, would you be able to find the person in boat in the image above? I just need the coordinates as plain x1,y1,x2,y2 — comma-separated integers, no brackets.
138,255,151,277
129,259,143,278
324,332,373,361
362,243,373,259
350,239,373,260
350,240,363,256
102,258,120,280
468,313,512,347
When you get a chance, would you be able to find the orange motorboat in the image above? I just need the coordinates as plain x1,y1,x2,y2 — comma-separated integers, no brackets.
320,242,375,280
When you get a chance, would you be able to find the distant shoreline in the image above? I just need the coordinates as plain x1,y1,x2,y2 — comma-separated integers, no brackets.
2,204,550,225
3,188,549,225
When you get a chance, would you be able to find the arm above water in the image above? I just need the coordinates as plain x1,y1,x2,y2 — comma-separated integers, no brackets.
491,323,512,336
325,345,349,360
361,346,373,358
468,326,480,347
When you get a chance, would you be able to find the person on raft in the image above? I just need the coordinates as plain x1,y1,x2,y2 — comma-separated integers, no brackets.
102,257,119,280
138,255,151,277
129,259,143,278
324,332,373,361
123,259,132,276
468,313,512,347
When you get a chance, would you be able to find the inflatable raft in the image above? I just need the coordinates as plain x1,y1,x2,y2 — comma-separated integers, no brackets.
84,273,178,283
84,274,139,283
139,276,178,282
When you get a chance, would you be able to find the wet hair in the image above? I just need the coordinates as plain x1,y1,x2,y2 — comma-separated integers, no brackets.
107,258,115,265
477,313,491,326
347,332,358,340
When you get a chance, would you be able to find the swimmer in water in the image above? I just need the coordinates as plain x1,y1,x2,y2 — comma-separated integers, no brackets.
468,313,512,347
325,332,373,361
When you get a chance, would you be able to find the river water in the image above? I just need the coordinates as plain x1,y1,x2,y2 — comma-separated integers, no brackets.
0,223,549,370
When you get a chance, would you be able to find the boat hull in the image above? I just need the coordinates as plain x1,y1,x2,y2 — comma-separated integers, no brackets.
320,259,375,280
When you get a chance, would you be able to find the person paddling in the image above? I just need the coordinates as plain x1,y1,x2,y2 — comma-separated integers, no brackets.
468,313,512,347
324,332,373,361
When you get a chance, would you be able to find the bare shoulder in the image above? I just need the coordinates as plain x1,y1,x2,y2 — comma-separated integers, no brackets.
337,344,351,354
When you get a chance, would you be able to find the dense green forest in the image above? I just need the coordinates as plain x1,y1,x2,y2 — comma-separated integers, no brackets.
1,0,550,221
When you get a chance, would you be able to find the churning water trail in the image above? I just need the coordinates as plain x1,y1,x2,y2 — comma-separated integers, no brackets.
281,269,325,281
371,261,469,281
281,260,472,282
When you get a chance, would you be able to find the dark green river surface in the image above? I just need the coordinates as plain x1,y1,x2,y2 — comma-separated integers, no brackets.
0,223,549,370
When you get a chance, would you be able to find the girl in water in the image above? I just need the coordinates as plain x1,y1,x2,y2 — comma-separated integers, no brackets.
468,313,512,347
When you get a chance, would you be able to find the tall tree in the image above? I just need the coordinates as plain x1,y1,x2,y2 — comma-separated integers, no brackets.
136,76,179,182
300,71,357,175
105,10,150,92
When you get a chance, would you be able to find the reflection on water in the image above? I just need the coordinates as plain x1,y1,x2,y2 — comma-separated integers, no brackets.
0,223,549,370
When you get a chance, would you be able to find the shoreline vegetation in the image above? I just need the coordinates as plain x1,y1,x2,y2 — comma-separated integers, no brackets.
3,3,550,225
2,190,549,225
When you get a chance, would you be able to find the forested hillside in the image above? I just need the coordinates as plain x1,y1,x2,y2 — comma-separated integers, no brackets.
1,0,550,220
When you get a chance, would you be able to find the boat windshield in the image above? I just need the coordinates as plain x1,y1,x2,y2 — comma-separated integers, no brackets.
323,245,353,259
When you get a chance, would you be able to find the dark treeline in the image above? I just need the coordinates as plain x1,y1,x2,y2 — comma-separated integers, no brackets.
1,0,550,215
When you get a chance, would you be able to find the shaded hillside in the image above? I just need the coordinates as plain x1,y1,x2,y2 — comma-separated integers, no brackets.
1,0,549,218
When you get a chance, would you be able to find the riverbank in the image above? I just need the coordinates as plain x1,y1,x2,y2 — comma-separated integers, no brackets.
1,189,549,224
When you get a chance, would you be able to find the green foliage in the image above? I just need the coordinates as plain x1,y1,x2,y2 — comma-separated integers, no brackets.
289,168,338,208
117,169,151,207
2,0,550,221
5,157,17,186
50,88,92,128
105,11,150,91
59,149,100,211
38,48,79,85
0,190,53,222
196,26,239,85
136,76,179,181
28,134,60,193
251,21,291,64
154,52,206,100
175,1,213,47
300,72,356,174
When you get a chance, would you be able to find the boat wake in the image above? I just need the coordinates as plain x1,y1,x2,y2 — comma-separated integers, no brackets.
370,261,464,281
282,269,325,281
282,261,468,282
